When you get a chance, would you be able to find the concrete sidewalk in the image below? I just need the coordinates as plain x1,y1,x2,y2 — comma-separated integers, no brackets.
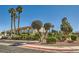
18,44,79,52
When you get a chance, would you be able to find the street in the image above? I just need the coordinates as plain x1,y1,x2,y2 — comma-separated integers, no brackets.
0,40,45,53
0,45,48,53
0,40,79,53
0,40,49,53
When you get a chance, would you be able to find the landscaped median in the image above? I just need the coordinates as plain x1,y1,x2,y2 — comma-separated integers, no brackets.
18,44,79,52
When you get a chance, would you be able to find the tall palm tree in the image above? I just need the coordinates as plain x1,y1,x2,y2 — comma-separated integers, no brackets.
16,6,23,34
8,8,14,36
13,9,16,34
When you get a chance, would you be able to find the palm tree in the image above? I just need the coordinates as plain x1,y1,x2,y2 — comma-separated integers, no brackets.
13,9,16,34
16,6,23,34
8,8,14,36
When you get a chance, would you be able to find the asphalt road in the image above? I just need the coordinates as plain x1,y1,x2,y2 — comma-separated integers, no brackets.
0,40,79,53
0,40,48,53
0,45,48,53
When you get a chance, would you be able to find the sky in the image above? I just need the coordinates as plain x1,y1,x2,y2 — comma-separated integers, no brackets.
0,5,79,32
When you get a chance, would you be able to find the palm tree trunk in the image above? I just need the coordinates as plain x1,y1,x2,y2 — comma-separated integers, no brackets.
11,16,13,36
14,15,16,34
18,13,20,34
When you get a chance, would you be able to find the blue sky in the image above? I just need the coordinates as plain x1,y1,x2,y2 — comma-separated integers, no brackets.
0,5,79,32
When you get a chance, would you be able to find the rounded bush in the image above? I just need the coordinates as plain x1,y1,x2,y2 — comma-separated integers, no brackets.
71,35,77,41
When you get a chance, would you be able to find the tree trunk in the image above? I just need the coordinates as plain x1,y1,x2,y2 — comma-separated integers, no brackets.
41,32,46,44
11,16,13,36
40,30,48,44
37,30,41,42
45,30,48,42
14,15,16,34
18,13,20,34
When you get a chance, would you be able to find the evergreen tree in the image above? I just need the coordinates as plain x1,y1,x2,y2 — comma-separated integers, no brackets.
60,17,73,35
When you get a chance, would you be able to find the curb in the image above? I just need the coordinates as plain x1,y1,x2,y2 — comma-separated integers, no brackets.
18,44,79,52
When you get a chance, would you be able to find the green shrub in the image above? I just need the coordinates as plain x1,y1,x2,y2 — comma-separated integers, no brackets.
48,33,53,37
47,36,56,44
56,35,62,41
71,35,77,41
53,33,62,41
12,35,21,40
59,35,66,41
19,34,29,40
31,33,40,40
12,34,29,40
